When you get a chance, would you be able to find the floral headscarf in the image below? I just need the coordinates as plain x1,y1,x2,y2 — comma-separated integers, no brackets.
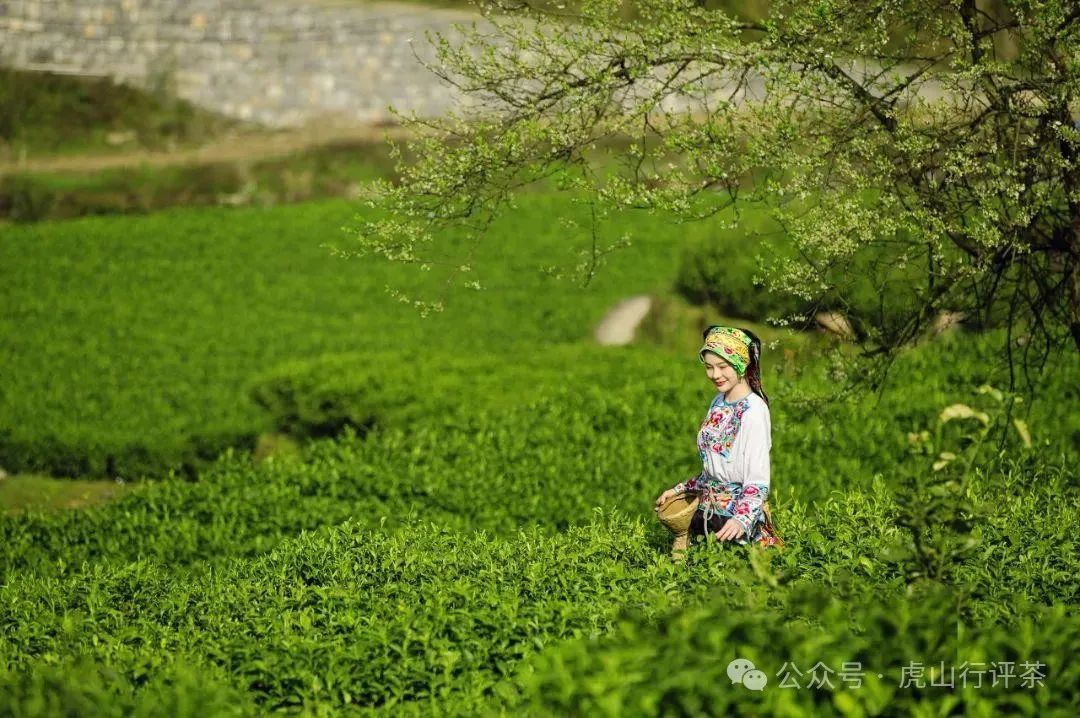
699,325,752,377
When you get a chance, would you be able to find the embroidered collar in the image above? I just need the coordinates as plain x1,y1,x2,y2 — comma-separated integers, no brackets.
717,392,752,407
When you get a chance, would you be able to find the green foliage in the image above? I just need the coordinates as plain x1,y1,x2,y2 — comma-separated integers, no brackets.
0,165,243,222
671,206,981,337
2,83,1078,714
0,474,133,515
2,328,1075,583
509,580,1080,717
359,0,1080,375
673,228,805,324
0,140,400,222
0,346,694,578
247,344,697,437
0,658,254,718
0,445,1075,713
0,194,694,479
0,68,239,156
0,294,1076,714
0,513,719,713
891,385,1024,585
247,351,441,438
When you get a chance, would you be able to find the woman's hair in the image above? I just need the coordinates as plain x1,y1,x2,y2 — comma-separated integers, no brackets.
702,325,770,407
740,327,770,407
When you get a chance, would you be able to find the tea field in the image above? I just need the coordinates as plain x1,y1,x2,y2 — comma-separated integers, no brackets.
0,195,730,479
1,193,1079,716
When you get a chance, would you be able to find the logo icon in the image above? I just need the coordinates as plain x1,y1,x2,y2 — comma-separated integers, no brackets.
728,657,768,691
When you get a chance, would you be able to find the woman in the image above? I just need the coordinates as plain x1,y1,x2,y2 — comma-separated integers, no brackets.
654,325,783,548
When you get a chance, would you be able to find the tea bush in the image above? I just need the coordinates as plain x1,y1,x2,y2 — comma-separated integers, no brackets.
0,512,727,713
508,580,1079,717
1,449,1075,715
0,346,1074,713
2,181,1077,715
2,330,1075,583
0,195,705,479
0,658,254,718
673,221,804,323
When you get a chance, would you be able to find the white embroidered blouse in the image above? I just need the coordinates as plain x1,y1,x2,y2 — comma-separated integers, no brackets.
670,390,773,544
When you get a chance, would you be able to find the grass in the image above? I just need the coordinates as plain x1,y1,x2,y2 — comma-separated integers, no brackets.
0,137,403,221
0,474,136,515
0,68,246,160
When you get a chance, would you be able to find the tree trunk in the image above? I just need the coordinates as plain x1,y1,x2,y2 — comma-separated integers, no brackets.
1059,99,1080,352
1071,209,1080,352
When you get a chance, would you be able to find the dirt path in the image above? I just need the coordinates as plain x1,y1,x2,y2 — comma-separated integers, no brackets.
0,122,415,176
594,295,653,346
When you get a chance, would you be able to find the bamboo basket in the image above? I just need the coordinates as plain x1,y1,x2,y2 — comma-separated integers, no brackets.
656,493,699,561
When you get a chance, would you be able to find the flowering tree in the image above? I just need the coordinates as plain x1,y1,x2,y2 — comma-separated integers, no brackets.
348,0,1079,391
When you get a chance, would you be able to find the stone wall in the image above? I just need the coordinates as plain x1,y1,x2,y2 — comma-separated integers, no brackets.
0,0,478,127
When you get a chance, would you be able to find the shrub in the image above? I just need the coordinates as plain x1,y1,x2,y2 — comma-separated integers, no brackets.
673,231,806,324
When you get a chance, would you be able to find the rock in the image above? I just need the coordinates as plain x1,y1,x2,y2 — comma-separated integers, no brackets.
815,311,855,340
594,295,653,346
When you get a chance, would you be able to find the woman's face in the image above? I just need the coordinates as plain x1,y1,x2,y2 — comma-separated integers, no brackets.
703,352,740,392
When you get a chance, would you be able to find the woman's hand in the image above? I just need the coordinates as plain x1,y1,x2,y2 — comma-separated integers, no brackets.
655,489,679,511
715,518,746,542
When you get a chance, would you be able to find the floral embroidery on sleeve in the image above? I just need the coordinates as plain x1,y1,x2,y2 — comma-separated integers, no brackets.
730,483,769,539
672,471,705,495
